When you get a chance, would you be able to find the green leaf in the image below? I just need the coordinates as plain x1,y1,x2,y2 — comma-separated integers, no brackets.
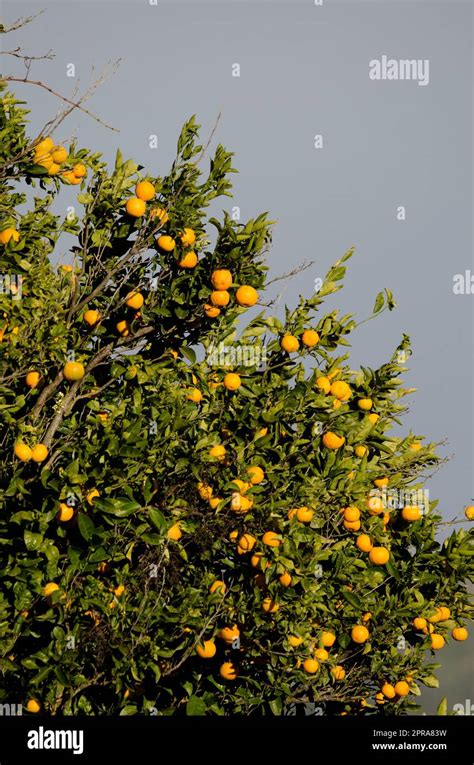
24,531,43,551
342,590,363,609
77,513,95,541
436,697,447,716
421,675,439,688
269,698,282,715
373,291,385,314
186,696,207,716
149,509,166,531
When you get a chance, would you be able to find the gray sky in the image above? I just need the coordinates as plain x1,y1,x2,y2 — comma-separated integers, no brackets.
3,0,473,714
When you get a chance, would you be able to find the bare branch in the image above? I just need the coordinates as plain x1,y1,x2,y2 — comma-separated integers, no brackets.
1,46,54,61
0,10,45,33
266,260,315,287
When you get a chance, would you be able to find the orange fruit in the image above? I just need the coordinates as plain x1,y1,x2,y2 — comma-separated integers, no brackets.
125,198,146,217
0,227,20,244
351,625,369,644
452,627,468,641
247,465,265,484
402,505,421,522
232,479,250,494
114,585,125,598
280,334,299,353
262,531,281,547
150,207,169,224
167,523,182,541
26,371,41,388
413,617,427,631
367,495,384,515
464,505,474,520
288,635,304,647
235,285,258,307
63,361,85,381
375,692,385,705
178,251,198,268
343,506,360,522
220,661,237,680
316,376,331,393
42,582,59,597
374,477,389,488
26,699,41,714
358,398,373,410
381,683,396,699
301,329,320,347
430,633,445,650
62,170,81,185
330,380,351,401
356,534,373,552
296,506,313,523
209,444,226,460
51,146,68,163
126,291,144,310
279,572,292,587
322,432,345,450
322,631,336,647
116,320,130,337
303,658,319,674
196,640,217,658
369,547,390,565
211,269,233,290
362,612,372,623
314,648,329,661
223,373,241,391
262,597,279,613
208,496,222,510
156,235,176,251
209,580,226,594
180,227,196,246
34,136,54,154
231,493,253,513
187,388,202,403
73,163,87,178
355,445,368,458
218,625,240,643
14,443,32,462
31,444,48,463
86,488,100,505
367,413,380,425
394,681,410,697
57,503,74,522
409,442,422,451
48,162,62,175
210,290,230,307
197,482,213,500
84,309,100,326
331,665,345,680
135,180,155,201
236,533,256,554
251,552,265,569
204,303,220,318
36,153,54,169
344,519,361,531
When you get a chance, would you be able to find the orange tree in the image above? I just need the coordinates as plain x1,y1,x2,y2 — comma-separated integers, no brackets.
0,80,473,717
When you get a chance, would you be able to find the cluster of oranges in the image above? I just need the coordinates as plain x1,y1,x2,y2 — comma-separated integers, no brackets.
280,330,320,353
412,609,468,649
204,269,259,319
32,137,86,184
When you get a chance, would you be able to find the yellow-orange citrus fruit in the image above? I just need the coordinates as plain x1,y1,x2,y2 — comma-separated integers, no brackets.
73,163,87,178
211,269,232,290
197,482,213,500
218,625,240,643
178,251,198,268
236,533,256,554
280,334,299,353
402,505,422,522
208,496,222,510
157,235,176,251
51,146,68,163
367,413,380,424
150,207,169,224
369,547,390,565
279,572,292,587
303,658,319,674
187,388,202,403
196,640,216,658
288,635,304,647
355,445,368,458
26,371,41,388
43,582,59,597
262,531,281,547
247,465,265,484
322,631,336,647
358,398,373,410
210,290,230,307
381,683,396,699
26,699,41,714
394,681,410,697
231,494,253,513
430,634,445,650
232,479,250,494
452,627,468,641
209,580,226,594
180,227,196,246
84,309,100,326
409,442,422,451
351,625,369,644
316,376,331,393
330,380,351,401
356,534,373,552
34,137,54,154
62,170,81,185
116,320,130,337
86,488,100,505
126,291,144,310
344,506,360,522
63,361,85,381
331,665,345,680
223,373,241,391
0,227,20,244
362,612,372,623
301,329,320,347
31,444,48,463
374,477,389,488
209,444,226,460
322,432,345,450
14,443,32,461
135,180,155,201
464,505,474,520
236,285,258,307
251,552,265,569
167,523,182,541
296,506,313,523
375,692,385,705
262,597,279,613
125,197,146,217
314,648,329,661
204,303,220,318
220,661,237,680
367,495,384,515
413,617,427,631
344,519,361,531
57,503,74,522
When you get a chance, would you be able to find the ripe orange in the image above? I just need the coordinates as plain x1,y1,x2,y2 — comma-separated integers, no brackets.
322,432,345,450
178,251,198,268
236,533,256,554
126,291,144,310
314,648,328,662
247,465,265,484
262,597,279,613
262,531,281,547
187,388,202,403
116,320,130,337
362,612,372,623
0,228,20,244
330,380,351,401
51,146,68,163
236,285,258,307
42,582,59,597
210,290,230,307
232,479,250,494
125,198,146,217
209,580,226,594
220,661,237,680
26,699,41,714
394,681,410,697
223,373,241,391
331,665,345,680
204,303,220,318
167,523,182,541
280,334,299,353
355,445,368,458
180,227,196,246
196,640,216,658
413,617,427,631
211,269,232,290
84,309,100,326
218,625,240,643
288,635,304,647
251,552,266,569
322,631,336,647
452,627,468,641
333,399,342,410
231,493,253,513
344,506,360,522
303,658,319,674
31,444,48,463
351,625,369,644
296,506,313,523
402,505,421,522
375,692,385,705
209,444,226,460
367,495,384,515
356,534,373,552
86,488,100,505
14,443,32,462
208,496,222,510
62,170,81,185
197,482,213,500
156,235,176,251
430,634,445,650
63,361,85,381
301,329,320,347
358,398,373,411
26,371,41,388
344,519,361,531
48,162,62,175
57,503,74,522
369,547,390,565
150,207,169,224
374,477,389,489
367,413,380,425
464,506,474,520
135,180,155,201
381,683,396,699
34,136,54,154
279,572,292,587
316,376,331,394
409,442,422,451
73,163,87,178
